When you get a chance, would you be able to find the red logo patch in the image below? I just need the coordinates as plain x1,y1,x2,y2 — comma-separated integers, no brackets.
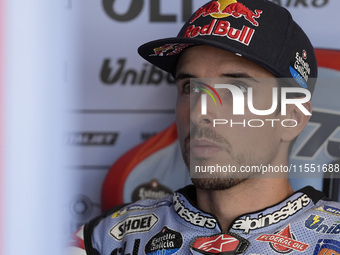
256,225,309,253
192,233,249,254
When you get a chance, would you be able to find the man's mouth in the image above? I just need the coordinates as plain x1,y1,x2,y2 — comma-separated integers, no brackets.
189,139,222,157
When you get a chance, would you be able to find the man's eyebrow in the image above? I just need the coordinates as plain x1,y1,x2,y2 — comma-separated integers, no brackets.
175,72,260,83
221,73,259,83
175,73,196,82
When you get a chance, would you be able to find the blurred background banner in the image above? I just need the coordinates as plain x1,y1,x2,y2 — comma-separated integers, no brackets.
0,0,3,253
65,0,210,234
1,1,340,254
3,1,75,255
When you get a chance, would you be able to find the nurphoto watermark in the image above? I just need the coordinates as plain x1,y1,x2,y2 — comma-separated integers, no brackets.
187,77,339,179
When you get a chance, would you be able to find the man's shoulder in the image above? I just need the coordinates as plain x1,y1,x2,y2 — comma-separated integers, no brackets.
79,195,175,254
89,194,174,230
110,196,174,219
293,191,340,226
309,198,340,218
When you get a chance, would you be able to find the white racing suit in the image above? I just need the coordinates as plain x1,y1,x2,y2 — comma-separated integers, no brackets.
68,185,340,254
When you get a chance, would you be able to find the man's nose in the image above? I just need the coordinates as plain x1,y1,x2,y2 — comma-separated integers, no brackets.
190,93,215,126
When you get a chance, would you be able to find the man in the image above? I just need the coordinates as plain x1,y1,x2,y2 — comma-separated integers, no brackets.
69,0,340,254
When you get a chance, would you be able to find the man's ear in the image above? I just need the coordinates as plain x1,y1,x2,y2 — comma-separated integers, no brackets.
281,100,312,142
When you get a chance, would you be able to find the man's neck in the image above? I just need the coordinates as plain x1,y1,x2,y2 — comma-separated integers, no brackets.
196,178,294,232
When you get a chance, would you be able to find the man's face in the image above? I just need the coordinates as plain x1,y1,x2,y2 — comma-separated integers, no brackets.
175,45,286,190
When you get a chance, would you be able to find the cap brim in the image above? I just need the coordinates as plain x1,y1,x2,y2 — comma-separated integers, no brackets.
138,37,282,79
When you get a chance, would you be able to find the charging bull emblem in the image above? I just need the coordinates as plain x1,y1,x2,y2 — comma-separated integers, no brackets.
191,0,263,27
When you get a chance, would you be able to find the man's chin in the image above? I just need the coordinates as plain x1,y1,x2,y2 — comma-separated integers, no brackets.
191,177,247,191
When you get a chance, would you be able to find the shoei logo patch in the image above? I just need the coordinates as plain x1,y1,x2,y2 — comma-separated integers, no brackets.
110,214,159,240
191,0,263,26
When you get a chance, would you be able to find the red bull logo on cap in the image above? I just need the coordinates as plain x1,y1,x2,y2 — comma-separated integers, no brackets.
151,43,192,57
184,0,263,46
191,0,263,27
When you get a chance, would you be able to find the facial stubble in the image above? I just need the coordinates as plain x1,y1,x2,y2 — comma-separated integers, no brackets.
183,125,251,190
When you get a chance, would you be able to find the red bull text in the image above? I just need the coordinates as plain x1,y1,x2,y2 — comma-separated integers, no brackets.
184,19,255,46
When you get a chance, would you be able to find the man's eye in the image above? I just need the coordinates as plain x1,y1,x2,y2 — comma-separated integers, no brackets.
232,82,248,93
183,83,200,94
220,83,248,96
238,84,247,93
